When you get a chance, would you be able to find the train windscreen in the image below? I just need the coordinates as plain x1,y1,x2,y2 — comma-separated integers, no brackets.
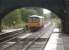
28,17,39,22
33,17,39,22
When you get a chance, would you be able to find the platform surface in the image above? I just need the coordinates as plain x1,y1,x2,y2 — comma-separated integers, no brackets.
44,32,69,50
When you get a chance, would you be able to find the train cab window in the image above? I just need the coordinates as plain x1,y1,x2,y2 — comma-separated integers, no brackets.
32,17,39,22
27,17,39,22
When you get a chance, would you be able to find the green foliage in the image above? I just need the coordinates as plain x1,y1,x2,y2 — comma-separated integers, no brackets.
51,13,61,28
20,7,43,22
20,8,38,22
2,9,24,29
2,7,44,29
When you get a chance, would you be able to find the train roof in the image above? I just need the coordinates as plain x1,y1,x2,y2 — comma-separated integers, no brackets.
29,15,44,18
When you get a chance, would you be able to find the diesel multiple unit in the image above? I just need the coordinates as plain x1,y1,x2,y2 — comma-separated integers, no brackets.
26,15,44,31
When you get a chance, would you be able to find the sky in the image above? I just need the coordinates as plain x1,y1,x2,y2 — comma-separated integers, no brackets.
43,9,51,14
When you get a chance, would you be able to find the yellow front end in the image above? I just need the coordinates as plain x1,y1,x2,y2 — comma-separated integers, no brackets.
27,22,40,30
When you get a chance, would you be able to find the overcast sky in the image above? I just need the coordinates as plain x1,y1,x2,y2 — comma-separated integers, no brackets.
43,9,51,14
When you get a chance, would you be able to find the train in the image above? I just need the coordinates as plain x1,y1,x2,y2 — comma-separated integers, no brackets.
26,15,45,31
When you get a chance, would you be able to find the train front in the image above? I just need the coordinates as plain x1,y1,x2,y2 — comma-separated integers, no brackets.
26,15,41,31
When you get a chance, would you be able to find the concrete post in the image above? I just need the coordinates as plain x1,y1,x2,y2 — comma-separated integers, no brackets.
64,0,69,34
0,18,2,32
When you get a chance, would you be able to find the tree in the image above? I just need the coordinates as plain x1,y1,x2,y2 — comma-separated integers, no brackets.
2,9,24,29
20,8,39,22
32,7,43,16
1,7,44,29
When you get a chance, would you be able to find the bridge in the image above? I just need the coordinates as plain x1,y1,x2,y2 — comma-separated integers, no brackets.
0,0,69,50
0,0,66,33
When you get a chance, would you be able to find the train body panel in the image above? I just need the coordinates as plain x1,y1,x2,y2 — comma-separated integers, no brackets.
26,15,44,31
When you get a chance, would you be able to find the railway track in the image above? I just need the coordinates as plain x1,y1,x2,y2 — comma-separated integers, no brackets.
0,35,48,50
0,29,45,50
26,38,48,50
0,29,25,44
25,24,55,50
0,22,55,50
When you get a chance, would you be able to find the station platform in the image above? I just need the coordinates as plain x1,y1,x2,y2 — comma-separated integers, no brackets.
44,32,69,50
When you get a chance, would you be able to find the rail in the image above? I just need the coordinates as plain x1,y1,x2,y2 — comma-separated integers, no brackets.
0,29,25,45
0,22,55,50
